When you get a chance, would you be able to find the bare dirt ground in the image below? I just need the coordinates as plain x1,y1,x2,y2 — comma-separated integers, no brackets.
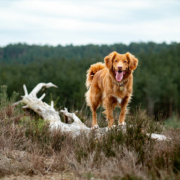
2,172,78,180
2,172,103,180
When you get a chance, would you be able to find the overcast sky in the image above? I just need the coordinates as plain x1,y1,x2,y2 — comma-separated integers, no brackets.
0,0,180,46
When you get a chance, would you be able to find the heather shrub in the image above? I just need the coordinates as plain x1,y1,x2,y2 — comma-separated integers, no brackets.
0,85,180,179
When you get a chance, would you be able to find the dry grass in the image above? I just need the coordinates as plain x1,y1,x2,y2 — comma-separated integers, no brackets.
0,86,180,180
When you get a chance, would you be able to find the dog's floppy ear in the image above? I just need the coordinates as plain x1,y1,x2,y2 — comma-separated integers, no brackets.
104,51,117,69
126,52,138,71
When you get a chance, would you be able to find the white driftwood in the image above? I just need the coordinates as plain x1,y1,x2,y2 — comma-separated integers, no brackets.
14,83,169,140
13,83,95,137
147,133,170,141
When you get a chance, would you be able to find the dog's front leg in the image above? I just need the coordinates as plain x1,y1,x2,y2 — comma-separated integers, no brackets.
119,95,130,126
104,97,114,128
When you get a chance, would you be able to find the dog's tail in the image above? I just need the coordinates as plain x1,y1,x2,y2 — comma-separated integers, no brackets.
86,62,105,89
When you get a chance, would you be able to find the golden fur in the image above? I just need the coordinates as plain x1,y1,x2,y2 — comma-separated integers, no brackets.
85,51,138,128
86,62,105,89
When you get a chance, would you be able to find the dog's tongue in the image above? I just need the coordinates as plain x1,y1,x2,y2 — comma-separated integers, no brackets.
115,71,123,81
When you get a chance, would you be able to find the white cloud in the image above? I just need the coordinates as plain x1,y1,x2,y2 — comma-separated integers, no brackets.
0,0,180,46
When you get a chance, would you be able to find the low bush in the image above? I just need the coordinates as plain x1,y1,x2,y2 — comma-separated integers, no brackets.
0,86,180,179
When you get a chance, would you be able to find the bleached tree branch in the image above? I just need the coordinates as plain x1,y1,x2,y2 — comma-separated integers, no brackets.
14,83,170,140
23,84,28,96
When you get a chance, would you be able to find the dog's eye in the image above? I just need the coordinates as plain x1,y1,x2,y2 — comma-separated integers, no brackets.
124,61,127,63
115,60,117,62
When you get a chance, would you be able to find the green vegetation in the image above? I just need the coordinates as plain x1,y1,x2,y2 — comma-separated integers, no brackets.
0,42,180,118
165,115,180,129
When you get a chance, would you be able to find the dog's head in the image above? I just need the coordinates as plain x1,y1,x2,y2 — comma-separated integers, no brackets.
104,51,138,82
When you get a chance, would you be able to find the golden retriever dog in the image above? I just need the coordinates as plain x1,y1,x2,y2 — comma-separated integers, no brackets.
85,51,138,129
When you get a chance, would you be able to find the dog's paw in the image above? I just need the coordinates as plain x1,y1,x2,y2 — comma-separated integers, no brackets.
108,125,117,131
111,125,117,129
91,124,99,130
118,122,126,126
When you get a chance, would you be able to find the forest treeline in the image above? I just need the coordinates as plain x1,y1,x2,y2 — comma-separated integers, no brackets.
0,42,179,117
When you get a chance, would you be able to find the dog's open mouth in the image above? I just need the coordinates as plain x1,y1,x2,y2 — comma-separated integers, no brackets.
115,70,126,82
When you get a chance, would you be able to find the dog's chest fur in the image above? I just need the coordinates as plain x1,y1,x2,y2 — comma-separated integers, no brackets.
116,96,122,104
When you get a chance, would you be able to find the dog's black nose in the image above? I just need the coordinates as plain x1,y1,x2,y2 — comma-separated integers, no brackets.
118,66,122,70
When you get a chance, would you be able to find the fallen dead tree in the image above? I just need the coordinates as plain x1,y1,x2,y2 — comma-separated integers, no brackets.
14,82,169,140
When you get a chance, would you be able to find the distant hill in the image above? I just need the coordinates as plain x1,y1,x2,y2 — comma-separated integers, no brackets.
0,42,174,64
